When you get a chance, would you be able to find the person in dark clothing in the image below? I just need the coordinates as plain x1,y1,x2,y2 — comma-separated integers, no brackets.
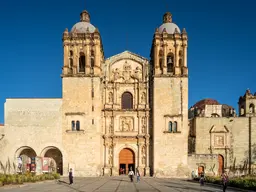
222,173,228,192
69,168,73,185
199,172,205,186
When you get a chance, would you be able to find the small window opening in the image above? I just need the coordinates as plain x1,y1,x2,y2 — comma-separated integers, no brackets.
79,53,86,73
168,121,172,132
76,121,80,131
71,121,75,131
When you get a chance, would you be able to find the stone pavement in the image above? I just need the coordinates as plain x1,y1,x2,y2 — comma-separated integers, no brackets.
1,176,252,192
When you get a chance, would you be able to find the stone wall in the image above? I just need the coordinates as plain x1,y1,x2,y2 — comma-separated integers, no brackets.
152,77,189,178
188,154,219,177
0,99,63,172
62,77,103,176
193,116,256,174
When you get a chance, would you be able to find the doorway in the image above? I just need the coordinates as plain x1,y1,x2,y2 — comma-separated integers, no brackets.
119,148,135,175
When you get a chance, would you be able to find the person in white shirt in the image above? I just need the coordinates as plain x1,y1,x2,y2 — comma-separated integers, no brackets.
128,168,134,182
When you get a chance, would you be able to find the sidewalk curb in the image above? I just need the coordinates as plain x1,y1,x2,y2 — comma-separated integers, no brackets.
0,180,57,190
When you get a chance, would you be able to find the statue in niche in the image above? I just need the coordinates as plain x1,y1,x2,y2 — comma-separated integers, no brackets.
141,145,146,155
142,125,146,133
109,118,114,134
142,156,146,165
108,92,113,103
109,147,113,156
108,156,112,166
120,117,133,132
141,117,146,133
141,92,146,104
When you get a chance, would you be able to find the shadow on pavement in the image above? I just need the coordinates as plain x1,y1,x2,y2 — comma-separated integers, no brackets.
56,180,85,192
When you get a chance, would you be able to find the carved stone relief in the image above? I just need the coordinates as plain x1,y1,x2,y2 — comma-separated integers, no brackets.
141,145,146,164
109,117,114,134
108,92,113,103
110,61,143,82
141,92,146,104
141,117,146,133
214,135,224,147
108,146,113,166
120,117,134,132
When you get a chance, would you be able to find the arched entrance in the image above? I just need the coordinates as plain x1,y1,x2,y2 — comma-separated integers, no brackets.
42,147,63,175
198,166,204,176
15,146,37,173
119,148,135,175
218,154,224,175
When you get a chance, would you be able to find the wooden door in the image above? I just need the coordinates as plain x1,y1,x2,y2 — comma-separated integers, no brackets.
218,154,224,175
119,148,135,174
198,166,204,175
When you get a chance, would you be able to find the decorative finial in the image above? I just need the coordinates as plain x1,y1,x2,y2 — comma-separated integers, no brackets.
155,28,159,33
182,28,187,34
163,12,172,23
174,28,179,34
162,28,167,33
95,28,99,33
80,10,90,22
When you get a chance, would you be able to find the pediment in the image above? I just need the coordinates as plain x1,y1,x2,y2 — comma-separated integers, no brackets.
104,51,149,83
209,125,229,133
105,51,148,66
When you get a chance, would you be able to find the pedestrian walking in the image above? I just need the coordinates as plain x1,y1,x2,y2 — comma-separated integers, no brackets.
128,168,134,182
222,172,229,192
136,169,140,182
199,172,205,186
69,168,73,185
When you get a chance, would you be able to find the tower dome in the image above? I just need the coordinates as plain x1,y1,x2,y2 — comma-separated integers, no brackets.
158,12,180,34
71,10,96,33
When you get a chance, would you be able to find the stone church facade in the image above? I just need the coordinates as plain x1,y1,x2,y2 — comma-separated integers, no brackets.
0,9,255,178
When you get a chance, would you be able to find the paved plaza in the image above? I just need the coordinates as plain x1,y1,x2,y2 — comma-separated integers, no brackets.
1,176,253,192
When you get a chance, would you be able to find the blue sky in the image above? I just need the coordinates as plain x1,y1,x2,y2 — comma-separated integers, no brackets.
0,0,255,123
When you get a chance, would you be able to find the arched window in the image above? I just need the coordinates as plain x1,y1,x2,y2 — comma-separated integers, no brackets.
121,92,133,109
79,52,86,73
173,121,177,132
240,106,245,116
69,50,73,57
69,58,73,68
249,103,255,113
76,121,80,131
179,59,183,67
71,121,75,131
168,121,172,132
159,50,164,72
167,53,174,73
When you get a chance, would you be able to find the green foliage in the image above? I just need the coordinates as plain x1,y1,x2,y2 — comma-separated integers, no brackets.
205,176,256,190
0,173,60,186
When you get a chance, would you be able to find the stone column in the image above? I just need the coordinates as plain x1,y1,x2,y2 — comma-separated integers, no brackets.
94,41,100,75
138,116,141,135
154,43,160,75
103,140,111,176
183,44,187,67
163,43,167,74
73,46,78,74
63,43,69,75
112,139,118,176
145,138,150,176
174,44,181,75
85,43,90,74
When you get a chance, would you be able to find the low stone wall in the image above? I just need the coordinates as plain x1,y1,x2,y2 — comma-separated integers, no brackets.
188,154,219,177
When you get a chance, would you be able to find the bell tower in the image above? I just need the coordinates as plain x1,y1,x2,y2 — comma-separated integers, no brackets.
150,12,189,177
61,9,104,176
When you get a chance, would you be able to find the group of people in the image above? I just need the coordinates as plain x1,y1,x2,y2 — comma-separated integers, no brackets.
199,171,229,192
128,168,141,182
